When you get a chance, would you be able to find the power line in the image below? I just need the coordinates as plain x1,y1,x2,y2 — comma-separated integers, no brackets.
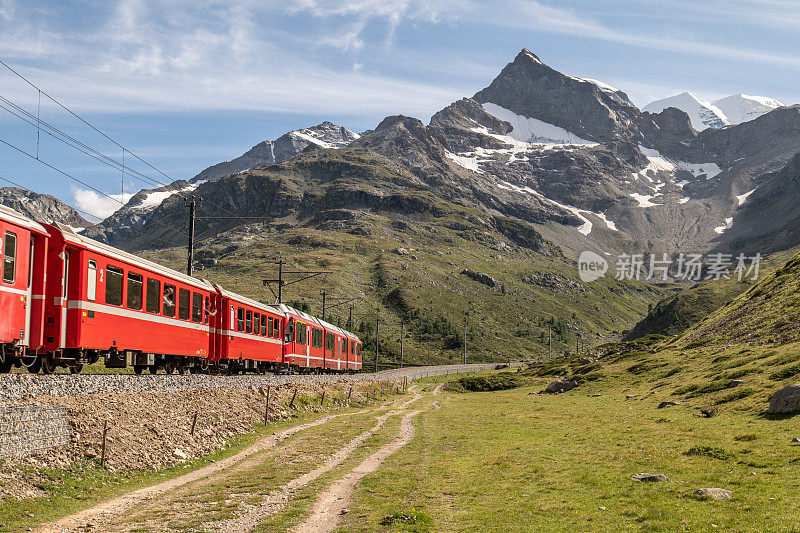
0,58,243,214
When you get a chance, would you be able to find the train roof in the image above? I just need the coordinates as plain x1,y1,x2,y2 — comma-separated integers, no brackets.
51,223,213,292
277,304,322,326
214,284,286,316
0,205,50,236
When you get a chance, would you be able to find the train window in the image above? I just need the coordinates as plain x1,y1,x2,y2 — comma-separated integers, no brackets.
178,288,190,320
326,332,334,352
274,320,280,339
87,260,97,301
261,315,267,336
163,285,176,317
245,310,252,333
105,266,123,306
351,340,355,354
146,279,160,313
268,316,274,337
342,339,348,355
2,231,16,283
192,293,202,323
127,273,143,310
253,313,260,335
237,307,244,331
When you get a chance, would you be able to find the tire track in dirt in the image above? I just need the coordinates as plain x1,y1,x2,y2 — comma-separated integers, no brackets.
34,408,377,533
211,393,422,533
291,404,426,533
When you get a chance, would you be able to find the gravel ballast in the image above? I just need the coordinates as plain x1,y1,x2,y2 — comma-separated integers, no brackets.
0,364,500,401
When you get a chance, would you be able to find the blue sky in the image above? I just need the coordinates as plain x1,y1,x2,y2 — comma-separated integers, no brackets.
0,0,798,220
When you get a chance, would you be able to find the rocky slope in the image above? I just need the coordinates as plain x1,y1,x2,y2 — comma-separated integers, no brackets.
0,187,90,228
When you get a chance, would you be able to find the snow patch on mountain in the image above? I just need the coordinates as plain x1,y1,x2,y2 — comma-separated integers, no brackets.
643,92,728,130
481,103,598,146
445,151,483,173
714,217,734,234
711,94,784,125
629,193,661,208
736,188,756,205
497,179,618,235
636,145,721,181
135,184,201,211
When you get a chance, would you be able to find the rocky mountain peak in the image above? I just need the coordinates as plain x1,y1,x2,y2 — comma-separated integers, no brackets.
473,50,641,144
0,187,90,229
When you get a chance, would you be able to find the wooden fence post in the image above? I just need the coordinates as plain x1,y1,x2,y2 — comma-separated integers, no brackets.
289,387,297,409
190,409,199,436
347,386,353,404
100,420,109,467
320,389,326,406
264,386,271,425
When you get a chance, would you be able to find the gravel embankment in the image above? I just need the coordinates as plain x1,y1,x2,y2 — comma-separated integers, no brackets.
0,363,504,401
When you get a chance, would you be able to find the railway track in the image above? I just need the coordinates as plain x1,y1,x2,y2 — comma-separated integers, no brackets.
0,363,512,401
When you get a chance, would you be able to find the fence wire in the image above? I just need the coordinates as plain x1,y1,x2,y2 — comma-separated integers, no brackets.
0,406,70,457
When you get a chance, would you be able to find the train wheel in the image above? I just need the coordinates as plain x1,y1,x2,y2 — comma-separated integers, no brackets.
165,362,175,374
41,356,58,375
133,365,144,375
69,364,83,374
149,366,158,375
23,356,42,374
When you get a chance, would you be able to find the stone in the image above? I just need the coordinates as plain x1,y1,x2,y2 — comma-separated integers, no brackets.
626,394,637,399
658,401,680,409
340,508,350,515
632,473,669,482
693,488,732,500
545,379,578,394
394,247,410,255
173,449,188,460
791,437,800,443
727,379,744,388
767,384,800,414
84,449,98,459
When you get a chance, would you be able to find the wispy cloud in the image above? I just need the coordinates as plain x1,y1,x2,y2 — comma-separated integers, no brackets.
71,186,130,219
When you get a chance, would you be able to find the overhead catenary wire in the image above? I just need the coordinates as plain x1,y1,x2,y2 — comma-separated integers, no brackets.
0,58,251,223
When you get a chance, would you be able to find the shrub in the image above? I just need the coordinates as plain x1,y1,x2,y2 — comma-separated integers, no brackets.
685,446,734,460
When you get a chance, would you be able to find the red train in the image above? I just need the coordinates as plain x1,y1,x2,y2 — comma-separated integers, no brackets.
0,205,363,374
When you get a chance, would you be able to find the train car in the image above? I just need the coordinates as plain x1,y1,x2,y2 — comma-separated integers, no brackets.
40,224,216,374
278,304,328,372
0,206,50,373
317,319,346,372
215,285,285,373
344,331,362,372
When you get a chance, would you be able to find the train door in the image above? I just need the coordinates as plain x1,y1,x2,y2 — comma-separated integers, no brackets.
59,250,70,349
22,238,33,346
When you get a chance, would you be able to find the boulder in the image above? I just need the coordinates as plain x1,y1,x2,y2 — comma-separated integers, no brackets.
693,488,732,500
658,401,681,409
768,384,800,414
173,449,188,460
545,378,578,394
791,437,800,443
632,473,669,482
727,379,744,388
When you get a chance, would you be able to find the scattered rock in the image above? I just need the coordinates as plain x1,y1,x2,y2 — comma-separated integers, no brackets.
173,449,188,460
460,269,499,289
545,378,578,394
791,437,800,443
699,406,718,418
693,488,732,500
626,394,637,399
658,401,681,409
632,473,669,482
590,393,602,397
340,508,350,515
84,449,98,459
394,247,410,256
727,380,744,388
767,384,800,414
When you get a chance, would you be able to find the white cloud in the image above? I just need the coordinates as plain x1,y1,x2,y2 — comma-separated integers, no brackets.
72,187,129,219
